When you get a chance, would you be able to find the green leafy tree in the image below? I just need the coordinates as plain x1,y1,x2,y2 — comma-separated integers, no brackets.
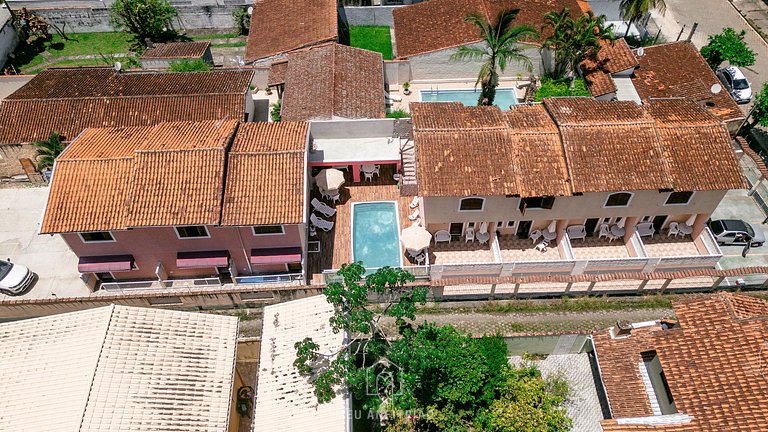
450,9,538,106
168,58,212,72
270,100,281,122
109,0,177,49
232,6,251,36
33,132,64,170
542,9,614,79
700,27,756,70
751,82,768,127
620,0,666,31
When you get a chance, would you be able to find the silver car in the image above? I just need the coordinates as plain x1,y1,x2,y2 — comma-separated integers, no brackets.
716,66,752,104
708,219,765,247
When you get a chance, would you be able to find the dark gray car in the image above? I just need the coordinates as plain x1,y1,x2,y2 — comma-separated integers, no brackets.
708,219,765,247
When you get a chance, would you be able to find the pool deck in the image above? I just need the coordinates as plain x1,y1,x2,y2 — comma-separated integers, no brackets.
307,166,417,284
387,78,527,112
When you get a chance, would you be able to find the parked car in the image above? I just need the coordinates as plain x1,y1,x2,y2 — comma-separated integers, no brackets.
0,259,36,296
708,219,765,247
716,66,752,104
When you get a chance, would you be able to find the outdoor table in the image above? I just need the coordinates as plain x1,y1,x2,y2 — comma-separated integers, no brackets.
542,229,557,241
361,164,376,173
679,224,693,236
610,225,626,237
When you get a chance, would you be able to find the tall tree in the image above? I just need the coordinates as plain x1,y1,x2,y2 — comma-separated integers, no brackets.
619,0,666,32
751,82,768,127
450,9,538,106
109,0,177,49
33,132,64,171
700,27,756,70
542,9,614,80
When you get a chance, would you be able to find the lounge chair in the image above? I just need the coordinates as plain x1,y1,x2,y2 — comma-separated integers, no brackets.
310,213,334,232
311,198,336,217
409,197,420,209
408,209,420,221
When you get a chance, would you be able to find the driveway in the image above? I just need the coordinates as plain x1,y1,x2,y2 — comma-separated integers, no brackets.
710,189,768,268
650,0,768,111
0,187,89,300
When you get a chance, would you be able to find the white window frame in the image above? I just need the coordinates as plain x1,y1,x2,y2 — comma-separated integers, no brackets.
252,225,285,236
174,225,210,239
78,231,116,243
664,191,695,206
506,220,516,229
458,197,485,212
603,192,634,208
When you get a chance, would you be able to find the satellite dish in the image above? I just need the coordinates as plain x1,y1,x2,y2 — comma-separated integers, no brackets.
247,6,253,15
711,83,722,94
114,61,122,71
636,47,645,57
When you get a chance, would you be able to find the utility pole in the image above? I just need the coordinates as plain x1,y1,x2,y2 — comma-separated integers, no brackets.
686,23,698,42
676,24,686,41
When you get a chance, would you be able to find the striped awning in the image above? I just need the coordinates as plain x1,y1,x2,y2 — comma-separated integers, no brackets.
77,255,134,273
176,250,230,269
250,247,302,265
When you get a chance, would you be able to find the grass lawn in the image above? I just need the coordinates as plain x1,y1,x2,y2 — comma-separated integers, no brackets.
9,32,132,74
350,26,393,60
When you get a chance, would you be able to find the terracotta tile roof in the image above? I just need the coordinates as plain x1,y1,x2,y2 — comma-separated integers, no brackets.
280,43,385,121
582,38,639,74
412,102,570,197
245,0,338,62
583,68,616,97
594,293,768,431
393,0,584,58
631,41,744,124
139,41,211,59
7,68,251,100
268,60,288,86
41,120,239,233
222,122,308,226
0,69,252,144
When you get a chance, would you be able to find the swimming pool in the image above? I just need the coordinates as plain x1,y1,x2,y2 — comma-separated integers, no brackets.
351,201,402,269
420,88,519,109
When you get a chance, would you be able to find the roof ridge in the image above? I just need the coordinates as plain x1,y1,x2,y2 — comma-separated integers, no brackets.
77,304,116,432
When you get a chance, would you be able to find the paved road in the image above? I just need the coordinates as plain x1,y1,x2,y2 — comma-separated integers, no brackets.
650,0,768,110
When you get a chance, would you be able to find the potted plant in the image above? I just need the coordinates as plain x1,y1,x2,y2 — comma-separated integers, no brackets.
402,81,411,95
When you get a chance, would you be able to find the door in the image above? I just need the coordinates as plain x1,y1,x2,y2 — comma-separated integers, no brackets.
516,220,533,239
449,223,463,241
652,215,668,233
95,272,115,282
584,218,599,236
216,266,233,284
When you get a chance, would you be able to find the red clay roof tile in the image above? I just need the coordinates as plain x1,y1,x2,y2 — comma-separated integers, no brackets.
139,41,211,59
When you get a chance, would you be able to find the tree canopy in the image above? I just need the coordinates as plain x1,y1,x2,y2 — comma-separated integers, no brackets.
109,0,177,49
168,58,212,72
751,82,768,127
294,264,572,431
619,0,666,29
542,9,614,79
450,9,538,106
33,132,64,171
700,27,756,70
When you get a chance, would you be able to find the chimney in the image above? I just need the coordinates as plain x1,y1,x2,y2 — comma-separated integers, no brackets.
615,320,632,336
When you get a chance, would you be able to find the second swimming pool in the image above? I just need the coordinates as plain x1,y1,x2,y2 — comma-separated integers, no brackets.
351,201,402,269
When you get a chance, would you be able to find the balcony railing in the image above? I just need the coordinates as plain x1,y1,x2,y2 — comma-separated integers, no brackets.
322,265,430,285
235,273,304,285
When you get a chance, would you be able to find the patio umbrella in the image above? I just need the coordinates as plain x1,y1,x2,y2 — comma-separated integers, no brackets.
547,220,557,233
401,224,432,252
685,214,697,226
316,168,345,190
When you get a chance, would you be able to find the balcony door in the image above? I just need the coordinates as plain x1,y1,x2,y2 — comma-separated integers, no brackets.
516,220,532,239
652,215,668,233
584,218,600,236
449,223,464,241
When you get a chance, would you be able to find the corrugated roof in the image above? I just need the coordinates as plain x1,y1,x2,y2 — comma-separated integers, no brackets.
221,122,308,226
245,0,338,62
393,0,585,58
41,120,239,233
631,41,744,124
595,293,768,431
253,296,346,432
281,43,385,121
0,305,238,432
140,41,211,59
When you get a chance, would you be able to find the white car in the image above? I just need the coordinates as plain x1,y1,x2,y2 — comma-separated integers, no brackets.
0,260,35,296
716,66,752,104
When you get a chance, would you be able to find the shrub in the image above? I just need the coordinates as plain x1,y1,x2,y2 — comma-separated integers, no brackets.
270,100,281,122
534,77,591,101
168,58,212,72
386,108,410,119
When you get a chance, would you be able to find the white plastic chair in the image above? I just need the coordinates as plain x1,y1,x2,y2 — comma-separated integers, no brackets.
311,197,336,217
530,229,542,244
363,171,374,182
535,240,549,252
598,223,610,240
310,213,334,231
434,230,451,244
465,227,475,243
409,197,420,209
668,222,680,238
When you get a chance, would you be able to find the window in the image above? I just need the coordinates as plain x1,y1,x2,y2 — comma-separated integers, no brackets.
79,231,114,243
665,191,694,205
175,225,209,239
506,220,516,228
604,192,633,207
252,225,284,236
459,197,485,211
520,196,555,210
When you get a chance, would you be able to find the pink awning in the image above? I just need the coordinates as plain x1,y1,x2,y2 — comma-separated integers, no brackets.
250,247,302,265
176,250,229,269
78,255,134,273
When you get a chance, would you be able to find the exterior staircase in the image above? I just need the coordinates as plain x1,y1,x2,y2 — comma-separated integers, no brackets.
400,139,418,197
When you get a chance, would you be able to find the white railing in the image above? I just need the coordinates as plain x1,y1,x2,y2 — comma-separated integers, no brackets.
235,273,304,285
100,280,159,291
698,227,723,256
161,277,222,288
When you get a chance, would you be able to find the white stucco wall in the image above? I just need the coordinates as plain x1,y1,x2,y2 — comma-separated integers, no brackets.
0,8,19,70
407,42,543,81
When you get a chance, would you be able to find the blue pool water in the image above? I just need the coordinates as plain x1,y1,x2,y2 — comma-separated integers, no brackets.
420,88,519,109
352,201,402,269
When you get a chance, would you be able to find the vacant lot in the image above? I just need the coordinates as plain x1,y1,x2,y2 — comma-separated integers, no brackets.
350,26,393,60
9,32,133,74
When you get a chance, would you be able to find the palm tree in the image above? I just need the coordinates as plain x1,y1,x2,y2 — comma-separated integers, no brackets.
33,132,64,171
620,0,666,33
542,9,614,80
450,9,538,106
